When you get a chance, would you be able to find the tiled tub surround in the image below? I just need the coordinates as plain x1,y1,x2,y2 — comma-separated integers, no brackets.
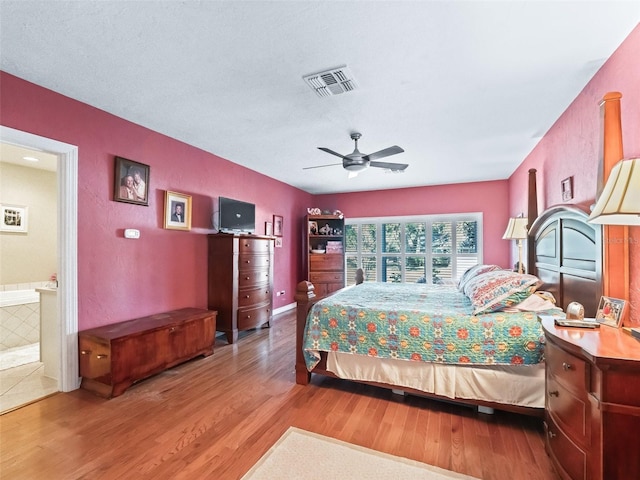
0,283,47,352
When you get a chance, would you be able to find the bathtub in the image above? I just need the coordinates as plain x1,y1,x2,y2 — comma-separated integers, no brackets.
0,289,40,308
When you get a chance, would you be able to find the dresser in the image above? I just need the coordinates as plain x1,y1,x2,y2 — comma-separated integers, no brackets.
208,234,274,343
541,317,640,480
79,308,216,398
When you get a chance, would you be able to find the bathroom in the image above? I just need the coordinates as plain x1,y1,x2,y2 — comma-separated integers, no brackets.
0,144,59,413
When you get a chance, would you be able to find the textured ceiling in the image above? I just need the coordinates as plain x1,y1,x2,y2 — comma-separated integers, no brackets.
1,1,638,194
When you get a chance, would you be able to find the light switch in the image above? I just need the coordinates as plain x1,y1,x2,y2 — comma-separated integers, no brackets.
124,229,140,239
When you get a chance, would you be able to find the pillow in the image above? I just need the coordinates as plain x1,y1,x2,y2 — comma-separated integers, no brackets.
463,270,541,314
457,264,501,291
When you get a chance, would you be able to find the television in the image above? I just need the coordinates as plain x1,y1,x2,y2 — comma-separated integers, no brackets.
218,196,256,233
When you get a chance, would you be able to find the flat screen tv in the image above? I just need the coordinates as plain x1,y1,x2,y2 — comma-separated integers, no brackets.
218,196,256,233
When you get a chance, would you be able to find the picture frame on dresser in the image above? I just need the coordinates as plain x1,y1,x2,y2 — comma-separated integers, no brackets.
163,190,192,231
265,221,273,236
114,156,150,206
595,296,626,328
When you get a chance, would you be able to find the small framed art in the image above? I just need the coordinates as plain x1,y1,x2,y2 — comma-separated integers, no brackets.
265,221,273,236
1,204,28,233
164,191,192,231
595,296,626,328
114,156,150,206
273,215,283,237
561,176,573,202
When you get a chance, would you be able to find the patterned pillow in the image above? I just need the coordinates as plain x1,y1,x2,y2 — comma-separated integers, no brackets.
457,264,502,291
463,270,541,314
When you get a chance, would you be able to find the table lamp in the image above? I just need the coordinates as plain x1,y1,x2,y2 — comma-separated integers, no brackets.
503,216,528,274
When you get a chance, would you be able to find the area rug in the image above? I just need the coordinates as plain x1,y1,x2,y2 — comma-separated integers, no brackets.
242,427,480,479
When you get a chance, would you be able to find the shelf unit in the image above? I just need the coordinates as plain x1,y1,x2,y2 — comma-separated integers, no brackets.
304,214,345,297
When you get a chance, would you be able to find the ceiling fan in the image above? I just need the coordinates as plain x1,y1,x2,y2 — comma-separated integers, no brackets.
305,132,407,177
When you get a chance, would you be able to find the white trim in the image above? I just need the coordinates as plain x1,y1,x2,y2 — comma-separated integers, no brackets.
1,126,80,392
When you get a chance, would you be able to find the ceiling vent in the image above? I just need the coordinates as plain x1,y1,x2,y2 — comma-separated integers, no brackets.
303,65,358,98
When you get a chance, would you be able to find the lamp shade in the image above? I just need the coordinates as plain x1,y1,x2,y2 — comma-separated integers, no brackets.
589,158,640,225
502,217,528,240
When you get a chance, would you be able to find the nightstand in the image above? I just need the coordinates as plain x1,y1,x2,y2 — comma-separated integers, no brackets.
541,316,640,480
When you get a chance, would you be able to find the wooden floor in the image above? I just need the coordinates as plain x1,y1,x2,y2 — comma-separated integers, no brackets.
0,309,558,480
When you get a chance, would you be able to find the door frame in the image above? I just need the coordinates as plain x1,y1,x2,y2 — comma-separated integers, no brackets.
1,126,79,392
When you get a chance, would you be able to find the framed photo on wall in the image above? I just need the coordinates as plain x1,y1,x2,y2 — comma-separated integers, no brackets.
114,156,150,206
273,215,283,237
561,176,573,202
164,191,192,231
595,296,626,328
1,204,28,233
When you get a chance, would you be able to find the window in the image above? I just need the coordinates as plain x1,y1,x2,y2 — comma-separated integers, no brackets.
345,214,482,284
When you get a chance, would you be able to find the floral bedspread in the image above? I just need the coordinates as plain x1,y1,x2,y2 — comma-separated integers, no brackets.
303,282,553,370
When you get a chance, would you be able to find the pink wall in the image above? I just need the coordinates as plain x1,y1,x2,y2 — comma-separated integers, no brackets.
319,180,512,268
1,72,312,329
508,24,640,324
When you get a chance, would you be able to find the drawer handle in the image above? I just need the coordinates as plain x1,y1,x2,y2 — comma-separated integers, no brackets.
169,327,176,333
96,354,108,359
246,276,251,280
562,362,573,371
548,431,556,439
81,350,91,355
246,315,251,319
548,390,559,397
245,260,251,264
245,295,251,298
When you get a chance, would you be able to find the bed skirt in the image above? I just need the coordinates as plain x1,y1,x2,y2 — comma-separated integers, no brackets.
326,352,545,409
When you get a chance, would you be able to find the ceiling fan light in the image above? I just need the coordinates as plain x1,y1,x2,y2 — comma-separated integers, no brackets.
344,163,368,172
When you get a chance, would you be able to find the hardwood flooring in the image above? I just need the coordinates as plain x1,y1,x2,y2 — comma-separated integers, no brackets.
0,309,558,480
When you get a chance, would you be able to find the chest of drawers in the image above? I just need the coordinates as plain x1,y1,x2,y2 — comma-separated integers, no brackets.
208,234,274,343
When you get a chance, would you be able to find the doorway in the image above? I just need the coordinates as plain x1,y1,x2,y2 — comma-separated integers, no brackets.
0,126,79,412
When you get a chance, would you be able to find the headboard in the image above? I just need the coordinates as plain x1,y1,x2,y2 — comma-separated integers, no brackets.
527,205,602,316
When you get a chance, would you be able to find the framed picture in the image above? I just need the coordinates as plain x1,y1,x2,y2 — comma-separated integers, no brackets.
561,176,573,202
275,237,283,248
265,221,273,236
308,221,318,235
1,204,28,233
114,156,150,206
273,215,283,237
163,191,192,231
595,296,626,328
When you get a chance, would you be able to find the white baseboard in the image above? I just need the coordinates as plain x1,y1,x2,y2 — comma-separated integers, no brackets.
273,302,296,316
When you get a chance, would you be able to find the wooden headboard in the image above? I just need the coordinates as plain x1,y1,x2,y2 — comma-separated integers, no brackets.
527,205,602,316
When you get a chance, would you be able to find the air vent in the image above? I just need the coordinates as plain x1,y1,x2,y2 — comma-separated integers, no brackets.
303,65,358,98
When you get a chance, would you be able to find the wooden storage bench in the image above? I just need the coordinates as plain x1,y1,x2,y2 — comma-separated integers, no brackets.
79,307,217,398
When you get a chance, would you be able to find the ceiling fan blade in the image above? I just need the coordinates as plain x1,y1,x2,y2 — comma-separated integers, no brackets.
303,162,342,170
370,161,409,171
363,146,404,162
318,147,348,159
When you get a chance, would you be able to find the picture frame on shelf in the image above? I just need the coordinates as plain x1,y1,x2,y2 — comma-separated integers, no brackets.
114,156,150,206
308,221,318,235
273,215,283,237
1,204,28,233
265,221,273,236
163,190,192,231
595,296,626,328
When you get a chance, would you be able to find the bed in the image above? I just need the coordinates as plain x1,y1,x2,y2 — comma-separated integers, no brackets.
295,172,602,417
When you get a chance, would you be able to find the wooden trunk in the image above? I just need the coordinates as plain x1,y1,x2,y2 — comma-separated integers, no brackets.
79,308,216,398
